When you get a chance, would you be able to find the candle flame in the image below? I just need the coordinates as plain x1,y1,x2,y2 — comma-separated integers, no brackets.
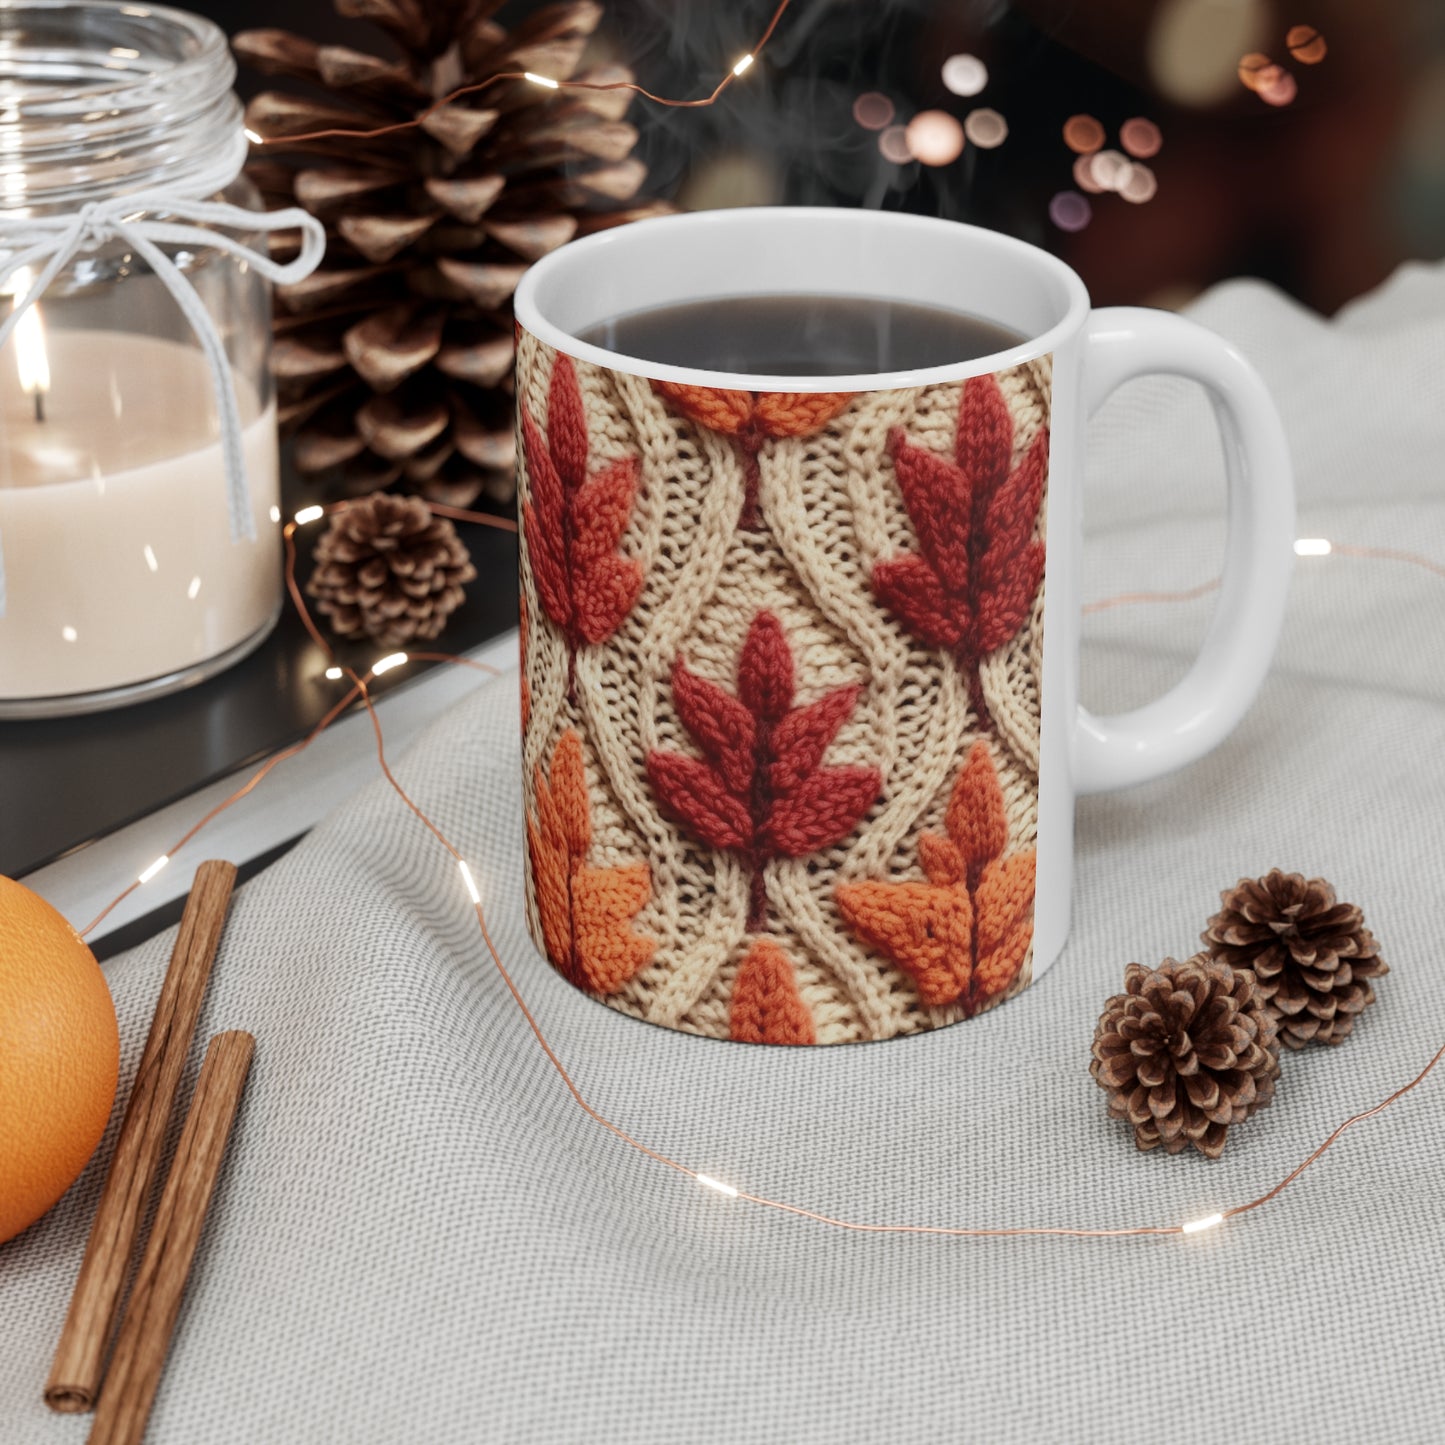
6,267,51,408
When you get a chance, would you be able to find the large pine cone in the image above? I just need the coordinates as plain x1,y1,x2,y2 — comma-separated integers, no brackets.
235,0,668,508
307,494,476,646
1091,956,1281,1159
1202,869,1388,1049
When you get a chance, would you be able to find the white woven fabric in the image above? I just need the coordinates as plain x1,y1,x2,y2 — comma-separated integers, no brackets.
3,264,1444,1443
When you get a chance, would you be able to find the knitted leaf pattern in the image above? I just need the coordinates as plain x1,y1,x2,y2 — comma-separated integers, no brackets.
836,741,1035,1012
522,354,644,683
527,729,655,995
651,384,853,530
729,939,816,1045
646,610,882,932
874,376,1047,676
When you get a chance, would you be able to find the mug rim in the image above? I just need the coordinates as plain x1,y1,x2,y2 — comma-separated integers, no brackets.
514,207,1091,393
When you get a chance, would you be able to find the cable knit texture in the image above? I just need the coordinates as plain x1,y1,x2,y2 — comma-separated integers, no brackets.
517,330,1051,1042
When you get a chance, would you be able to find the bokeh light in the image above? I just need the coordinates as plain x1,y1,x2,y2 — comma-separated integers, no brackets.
1119,118,1163,159
1237,52,1272,91
1073,153,1105,194
941,53,988,97
963,107,1008,149
1119,164,1159,204
1286,24,1327,64
906,109,965,166
1049,191,1092,232
1088,148,1132,192
1257,67,1298,106
852,92,895,131
1149,0,1269,107
878,125,913,163
1063,114,1106,154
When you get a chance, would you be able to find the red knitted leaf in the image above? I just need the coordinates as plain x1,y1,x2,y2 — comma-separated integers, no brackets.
888,428,972,591
573,553,645,646
768,684,860,794
738,610,794,722
955,374,1013,496
646,752,754,850
873,377,1048,677
647,610,881,930
521,354,644,658
650,381,754,435
546,354,590,491
872,554,965,651
730,938,816,1045
766,766,881,858
671,658,756,795
571,458,640,566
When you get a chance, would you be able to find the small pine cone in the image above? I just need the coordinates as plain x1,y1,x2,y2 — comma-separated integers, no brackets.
1091,956,1281,1159
307,494,476,647
1202,870,1388,1049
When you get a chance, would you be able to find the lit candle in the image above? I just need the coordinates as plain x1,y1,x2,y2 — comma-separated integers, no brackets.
0,329,280,707
7,269,49,422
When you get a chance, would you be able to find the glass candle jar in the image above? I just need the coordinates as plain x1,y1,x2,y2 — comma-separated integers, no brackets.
0,1,307,716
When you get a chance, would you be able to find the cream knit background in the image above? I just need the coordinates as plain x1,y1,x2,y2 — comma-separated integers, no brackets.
517,330,1053,1043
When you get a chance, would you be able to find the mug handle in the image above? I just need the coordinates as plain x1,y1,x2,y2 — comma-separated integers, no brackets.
1075,307,1295,794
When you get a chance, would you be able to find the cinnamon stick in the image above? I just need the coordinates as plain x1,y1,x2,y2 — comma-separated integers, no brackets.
46,860,238,1413
87,1032,255,1445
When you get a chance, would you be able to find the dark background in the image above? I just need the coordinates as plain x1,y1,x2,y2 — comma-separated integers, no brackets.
204,0,1445,316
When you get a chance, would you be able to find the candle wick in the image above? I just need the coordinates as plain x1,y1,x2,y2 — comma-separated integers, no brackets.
33,390,44,424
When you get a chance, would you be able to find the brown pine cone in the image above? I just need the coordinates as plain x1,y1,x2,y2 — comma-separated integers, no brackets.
1202,870,1388,1049
235,0,669,508
307,494,476,647
1091,956,1281,1159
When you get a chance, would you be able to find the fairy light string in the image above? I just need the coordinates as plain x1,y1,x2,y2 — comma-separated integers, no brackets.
247,0,795,148
69,493,1445,1243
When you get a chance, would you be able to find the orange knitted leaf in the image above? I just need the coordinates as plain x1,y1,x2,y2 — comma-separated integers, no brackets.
730,938,816,1045
527,729,655,995
835,880,974,1008
837,741,1034,1015
650,382,754,435
972,851,1036,1005
946,740,1008,882
572,864,655,994
753,391,854,438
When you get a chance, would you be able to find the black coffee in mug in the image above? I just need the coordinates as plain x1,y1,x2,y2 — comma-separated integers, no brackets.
575,294,1024,375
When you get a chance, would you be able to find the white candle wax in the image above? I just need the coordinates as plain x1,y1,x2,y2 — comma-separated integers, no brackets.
0,329,281,702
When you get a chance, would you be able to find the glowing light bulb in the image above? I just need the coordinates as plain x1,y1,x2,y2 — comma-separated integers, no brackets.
459,860,482,905
294,505,325,525
524,71,559,89
269,505,282,524
243,127,264,145
324,665,344,680
1181,1212,1224,1235
732,53,754,76
138,854,170,885
371,651,408,676
1294,537,1332,556
696,1174,739,1198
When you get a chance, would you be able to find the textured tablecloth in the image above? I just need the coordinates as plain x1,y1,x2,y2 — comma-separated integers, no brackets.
4,263,1444,1445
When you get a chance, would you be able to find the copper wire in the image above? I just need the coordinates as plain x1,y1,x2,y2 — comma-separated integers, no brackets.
82,511,1445,1241
255,0,795,147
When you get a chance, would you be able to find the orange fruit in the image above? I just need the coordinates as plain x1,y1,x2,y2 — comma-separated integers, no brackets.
0,876,119,1245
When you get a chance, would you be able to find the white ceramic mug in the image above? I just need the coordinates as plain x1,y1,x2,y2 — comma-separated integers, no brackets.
512,208,1293,1045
